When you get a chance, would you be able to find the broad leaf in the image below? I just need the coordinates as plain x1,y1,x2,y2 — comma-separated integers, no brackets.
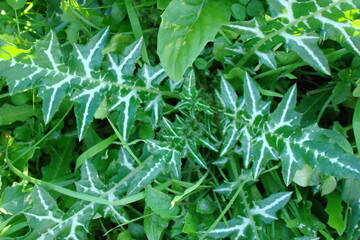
158,0,231,81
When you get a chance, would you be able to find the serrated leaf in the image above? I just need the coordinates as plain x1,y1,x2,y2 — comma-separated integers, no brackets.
251,192,292,224
158,0,231,81
218,74,360,184
0,29,173,141
21,161,112,240
127,159,166,196
208,217,252,239
225,0,360,74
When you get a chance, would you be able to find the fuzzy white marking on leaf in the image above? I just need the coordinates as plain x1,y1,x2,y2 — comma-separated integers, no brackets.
162,117,178,136
210,217,251,236
244,74,262,122
143,66,165,88
227,24,264,38
277,0,295,22
250,192,292,219
44,32,60,71
169,150,180,178
75,28,109,78
270,86,296,131
281,32,330,75
221,78,237,112
284,141,298,185
14,68,42,88
220,124,238,156
241,127,252,168
256,51,276,69
145,95,162,124
84,161,101,194
44,75,73,123
315,16,360,56
107,39,142,83
120,148,134,170
72,85,104,139
186,142,207,169
128,161,164,196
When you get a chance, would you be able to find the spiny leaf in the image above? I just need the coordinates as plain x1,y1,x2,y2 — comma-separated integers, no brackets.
0,29,175,140
22,161,127,239
218,73,360,184
209,192,292,239
226,0,360,74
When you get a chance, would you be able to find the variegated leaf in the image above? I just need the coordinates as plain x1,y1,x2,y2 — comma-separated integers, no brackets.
218,74,360,184
210,192,292,239
0,29,175,141
225,0,360,74
208,217,253,239
251,192,292,224
21,159,134,239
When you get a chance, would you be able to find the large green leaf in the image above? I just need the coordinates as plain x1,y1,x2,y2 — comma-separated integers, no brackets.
157,0,231,81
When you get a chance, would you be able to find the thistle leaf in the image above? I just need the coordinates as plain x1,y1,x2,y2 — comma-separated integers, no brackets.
226,0,360,74
218,74,360,184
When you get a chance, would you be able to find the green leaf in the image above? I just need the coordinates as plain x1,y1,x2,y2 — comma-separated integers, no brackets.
0,104,38,126
226,0,360,74
346,200,360,240
325,191,346,235
158,0,231,81
196,197,215,214
144,209,169,240
0,186,30,215
127,159,165,196
182,210,199,234
231,4,246,21
218,74,360,184
209,192,291,239
145,185,179,218
341,179,360,205
321,176,337,196
251,192,292,224
286,201,326,236
209,216,252,239
6,0,26,10
157,0,172,9
0,28,173,141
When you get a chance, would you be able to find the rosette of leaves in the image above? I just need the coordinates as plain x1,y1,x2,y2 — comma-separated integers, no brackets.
0,28,177,141
223,0,360,73
217,73,360,185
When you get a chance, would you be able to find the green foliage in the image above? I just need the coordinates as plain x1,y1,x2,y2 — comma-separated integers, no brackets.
158,0,231,81
0,0,359,239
